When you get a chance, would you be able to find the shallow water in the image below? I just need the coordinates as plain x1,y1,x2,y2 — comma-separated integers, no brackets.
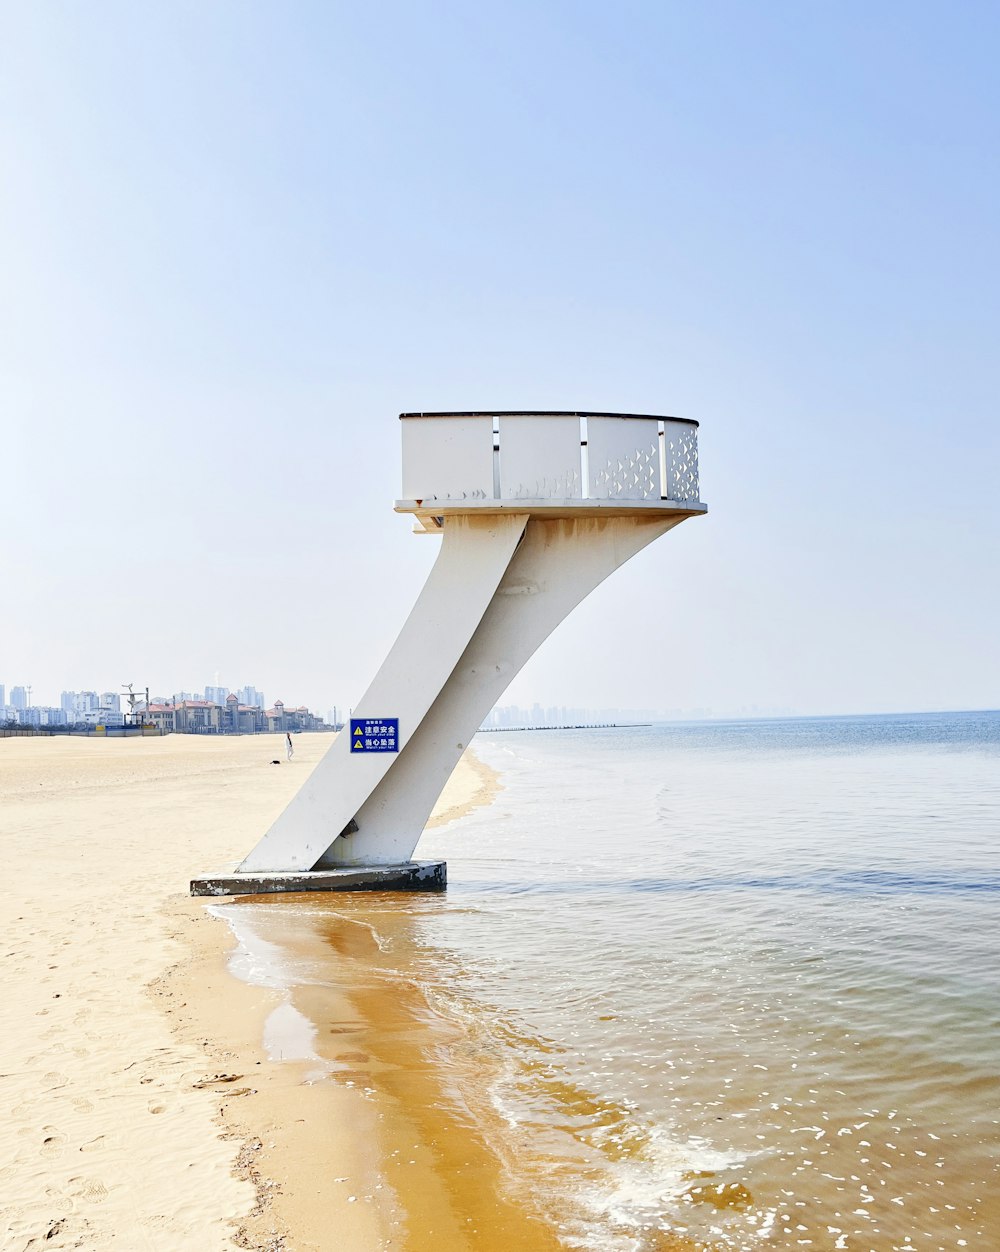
220,711,1000,1250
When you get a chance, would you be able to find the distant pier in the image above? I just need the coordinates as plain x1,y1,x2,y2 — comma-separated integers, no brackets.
480,723,652,733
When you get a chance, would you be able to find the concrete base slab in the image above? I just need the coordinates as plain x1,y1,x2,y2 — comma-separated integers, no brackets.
190,860,446,897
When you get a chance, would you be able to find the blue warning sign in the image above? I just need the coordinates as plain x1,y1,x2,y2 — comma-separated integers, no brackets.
350,717,399,753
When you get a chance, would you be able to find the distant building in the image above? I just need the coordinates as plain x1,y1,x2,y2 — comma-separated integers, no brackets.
0,684,5,707
143,704,177,733
224,693,266,733
10,686,27,711
265,699,287,733
60,691,76,712
264,699,324,733
205,685,230,705
173,700,222,733
100,692,121,714
76,705,123,727
71,691,99,718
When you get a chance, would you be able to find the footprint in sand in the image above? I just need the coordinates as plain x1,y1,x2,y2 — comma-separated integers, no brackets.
40,1128,67,1158
72,1097,94,1114
336,1052,370,1064
43,1186,74,1213
147,1101,167,1114
79,1135,105,1153
43,1071,69,1090
68,1176,109,1203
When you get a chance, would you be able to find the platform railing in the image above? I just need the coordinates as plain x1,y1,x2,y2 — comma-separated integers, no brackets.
399,411,700,506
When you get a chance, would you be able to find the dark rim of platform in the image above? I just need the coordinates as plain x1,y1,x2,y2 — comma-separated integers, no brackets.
399,410,698,427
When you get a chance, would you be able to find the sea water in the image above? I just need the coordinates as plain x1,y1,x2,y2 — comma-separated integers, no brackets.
226,711,1000,1250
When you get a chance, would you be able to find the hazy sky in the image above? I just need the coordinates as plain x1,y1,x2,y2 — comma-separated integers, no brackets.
3,1,998,717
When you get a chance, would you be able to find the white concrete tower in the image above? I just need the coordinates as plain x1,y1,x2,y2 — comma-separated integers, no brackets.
193,411,705,895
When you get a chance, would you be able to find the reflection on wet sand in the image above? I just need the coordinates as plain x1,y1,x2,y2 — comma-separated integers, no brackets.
225,893,566,1250
219,893,715,1251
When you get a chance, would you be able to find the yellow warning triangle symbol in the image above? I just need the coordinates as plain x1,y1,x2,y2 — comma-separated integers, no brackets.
354,726,363,736
353,739,363,749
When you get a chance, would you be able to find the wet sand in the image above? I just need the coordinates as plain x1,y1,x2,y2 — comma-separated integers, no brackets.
0,732,505,1251
209,891,711,1252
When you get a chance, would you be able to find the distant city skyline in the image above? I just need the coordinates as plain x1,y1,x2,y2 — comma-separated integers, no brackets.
0,675,338,734
483,701,802,728
0,679,279,715
0,676,322,729
4,670,993,732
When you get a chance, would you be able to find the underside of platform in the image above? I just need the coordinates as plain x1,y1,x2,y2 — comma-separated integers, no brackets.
190,860,446,897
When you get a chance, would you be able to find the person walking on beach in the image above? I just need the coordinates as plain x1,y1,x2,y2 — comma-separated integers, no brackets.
286,731,294,761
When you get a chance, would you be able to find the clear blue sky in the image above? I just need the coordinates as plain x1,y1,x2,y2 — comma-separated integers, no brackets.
2,1,998,716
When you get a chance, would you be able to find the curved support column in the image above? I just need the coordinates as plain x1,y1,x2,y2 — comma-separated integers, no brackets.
316,513,684,866
231,408,707,881
239,513,528,872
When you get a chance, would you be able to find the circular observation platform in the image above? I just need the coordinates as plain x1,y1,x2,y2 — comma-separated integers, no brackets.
395,411,706,530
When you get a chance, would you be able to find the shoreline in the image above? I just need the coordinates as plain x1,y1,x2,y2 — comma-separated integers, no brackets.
153,894,386,1251
164,739,522,1252
0,732,509,1251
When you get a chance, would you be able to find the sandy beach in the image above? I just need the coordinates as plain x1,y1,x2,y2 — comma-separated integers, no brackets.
0,732,504,1252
